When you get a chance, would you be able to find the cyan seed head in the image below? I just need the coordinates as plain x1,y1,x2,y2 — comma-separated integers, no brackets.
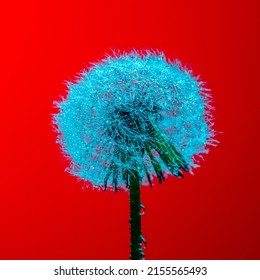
53,50,216,190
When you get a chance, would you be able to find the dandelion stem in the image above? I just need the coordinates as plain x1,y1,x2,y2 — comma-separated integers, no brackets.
129,170,144,260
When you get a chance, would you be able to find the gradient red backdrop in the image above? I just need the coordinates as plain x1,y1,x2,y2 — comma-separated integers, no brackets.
0,0,259,259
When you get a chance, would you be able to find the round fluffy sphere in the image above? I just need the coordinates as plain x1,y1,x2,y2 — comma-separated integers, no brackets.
53,50,215,189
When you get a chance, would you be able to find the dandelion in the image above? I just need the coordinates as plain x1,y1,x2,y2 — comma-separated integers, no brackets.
53,50,216,259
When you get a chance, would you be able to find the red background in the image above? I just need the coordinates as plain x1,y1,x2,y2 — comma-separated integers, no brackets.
0,0,259,260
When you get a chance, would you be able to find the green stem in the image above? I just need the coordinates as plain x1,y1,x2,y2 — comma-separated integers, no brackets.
129,170,144,260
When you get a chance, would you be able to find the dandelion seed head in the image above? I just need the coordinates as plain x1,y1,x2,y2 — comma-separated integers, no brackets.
53,50,216,189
